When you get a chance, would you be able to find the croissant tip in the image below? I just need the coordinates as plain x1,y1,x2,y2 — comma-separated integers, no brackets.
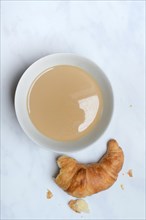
108,139,117,144
56,155,65,167
107,139,119,150
57,155,67,162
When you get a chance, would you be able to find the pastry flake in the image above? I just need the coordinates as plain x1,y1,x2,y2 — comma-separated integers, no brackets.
68,199,89,213
127,169,133,177
46,190,53,199
120,184,124,190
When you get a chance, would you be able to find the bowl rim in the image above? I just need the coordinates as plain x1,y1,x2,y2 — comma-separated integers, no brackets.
14,53,114,153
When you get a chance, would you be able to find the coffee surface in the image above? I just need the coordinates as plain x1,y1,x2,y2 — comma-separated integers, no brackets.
27,65,103,141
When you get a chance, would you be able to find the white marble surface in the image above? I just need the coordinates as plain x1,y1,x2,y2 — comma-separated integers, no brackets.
1,1,145,219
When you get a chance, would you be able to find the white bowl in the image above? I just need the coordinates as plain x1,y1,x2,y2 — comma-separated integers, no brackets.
15,53,114,153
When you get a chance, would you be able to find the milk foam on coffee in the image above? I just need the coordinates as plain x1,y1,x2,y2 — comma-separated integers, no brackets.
27,65,103,141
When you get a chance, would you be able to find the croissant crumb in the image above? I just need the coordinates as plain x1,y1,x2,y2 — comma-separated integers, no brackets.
120,184,124,190
68,199,89,213
127,169,133,177
46,190,53,199
55,139,124,198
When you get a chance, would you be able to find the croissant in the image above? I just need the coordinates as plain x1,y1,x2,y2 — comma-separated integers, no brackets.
55,139,124,198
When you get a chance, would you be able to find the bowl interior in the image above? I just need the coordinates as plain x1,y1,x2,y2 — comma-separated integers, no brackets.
15,53,114,153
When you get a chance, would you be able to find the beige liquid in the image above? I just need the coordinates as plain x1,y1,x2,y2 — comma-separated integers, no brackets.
27,65,103,141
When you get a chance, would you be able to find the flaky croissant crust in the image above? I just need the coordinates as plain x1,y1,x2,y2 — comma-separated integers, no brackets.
55,139,124,198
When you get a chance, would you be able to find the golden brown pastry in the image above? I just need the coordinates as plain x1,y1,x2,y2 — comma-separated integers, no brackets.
127,169,133,177
46,190,53,199
55,139,124,198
